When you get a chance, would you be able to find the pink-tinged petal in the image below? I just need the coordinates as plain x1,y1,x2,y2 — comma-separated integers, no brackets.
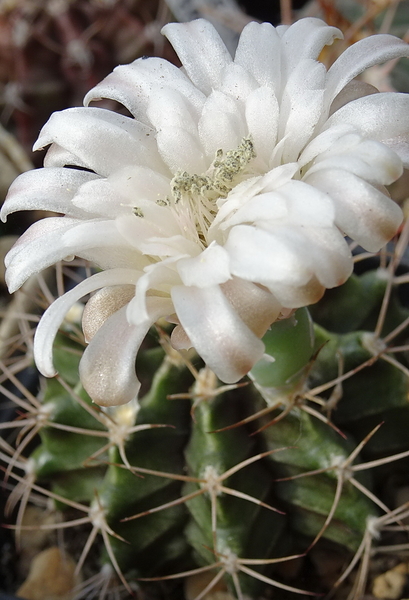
280,17,342,74
161,19,232,94
322,93,409,167
329,80,379,116
84,58,205,124
170,324,192,350
177,242,231,287
82,285,136,342
33,268,142,377
34,107,163,177
80,295,172,406
221,278,282,337
171,284,265,383
79,305,147,406
234,21,282,92
305,168,403,251
0,168,100,221
324,35,409,108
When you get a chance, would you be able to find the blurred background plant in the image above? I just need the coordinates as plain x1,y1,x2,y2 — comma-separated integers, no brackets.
1,1,409,600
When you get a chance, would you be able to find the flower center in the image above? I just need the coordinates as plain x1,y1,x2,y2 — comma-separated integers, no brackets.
131,138,256,249
169,137,256,247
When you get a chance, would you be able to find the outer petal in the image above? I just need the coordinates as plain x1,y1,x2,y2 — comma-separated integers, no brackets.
279,18,342,75
161,19,232,94
305,168,403,251
5,217,81,292
79,295,172,407
84,58,205,124
324,34,409,108
171,284,265,383
1,168,100,221
221,277,282,338
306,139,403,186
33,268,142,377
322,93,409,167
34,107,163,177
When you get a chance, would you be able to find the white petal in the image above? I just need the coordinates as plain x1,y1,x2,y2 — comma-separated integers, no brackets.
324,34,409,108
322,93,409,167
280,17,342,75
245,87,279,164
84,58,205,124
42,143,92,170
60,219,133,255
161,19,232,94
305,168,403,251
147,86,200,138
156,126,207,173
225,224,312,286
272,180,335,227
116,213,197,256
306,138,403,186
5,217,81,292
198,91,245,157
72,178,128,218
108,166,170,205
34,107,163,177
177,242,231,287
298,124,358,168
219,63,258,103
279,59,326,162
5,217,139,288
329,80,379,115
234,21,282,92
127,259,180,326
171,284,265,383
269,275,325,307
34,268,142,377
1,168,99,221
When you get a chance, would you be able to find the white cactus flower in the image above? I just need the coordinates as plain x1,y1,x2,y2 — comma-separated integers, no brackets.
2,18,409,406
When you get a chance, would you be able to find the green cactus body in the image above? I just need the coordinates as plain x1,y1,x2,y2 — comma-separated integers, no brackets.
4,261,409,599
